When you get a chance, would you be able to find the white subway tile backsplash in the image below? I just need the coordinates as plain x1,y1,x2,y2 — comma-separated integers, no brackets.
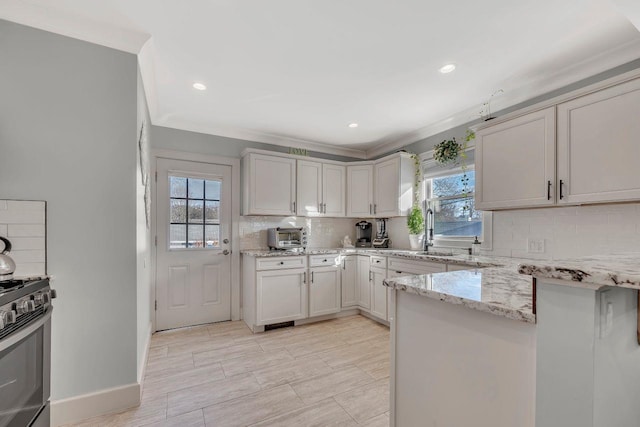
482,202,640,260
7,224,46,237
0,200,46,275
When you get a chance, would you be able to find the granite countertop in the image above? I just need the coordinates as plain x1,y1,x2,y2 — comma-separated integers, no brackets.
518,253,640,289
383,258,535,323
240,248,501,267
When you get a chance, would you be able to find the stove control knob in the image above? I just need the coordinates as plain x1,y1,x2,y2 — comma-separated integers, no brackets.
18,300,35,314
6,310,16,324
34,293,50,305
50,289,57,299
25,300,36,312
0,314,4,330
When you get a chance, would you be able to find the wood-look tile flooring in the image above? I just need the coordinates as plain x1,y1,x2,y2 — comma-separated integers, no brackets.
68,315,390,427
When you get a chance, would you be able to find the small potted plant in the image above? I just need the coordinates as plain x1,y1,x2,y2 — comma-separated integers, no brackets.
407,204,424,250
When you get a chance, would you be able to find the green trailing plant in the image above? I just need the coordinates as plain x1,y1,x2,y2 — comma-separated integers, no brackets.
433,130,476,214
407,204,424,235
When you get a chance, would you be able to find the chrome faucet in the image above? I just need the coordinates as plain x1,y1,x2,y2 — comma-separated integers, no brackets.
423,200,434,251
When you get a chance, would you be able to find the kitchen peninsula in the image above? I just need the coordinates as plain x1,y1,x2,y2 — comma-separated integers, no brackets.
384,254,640,427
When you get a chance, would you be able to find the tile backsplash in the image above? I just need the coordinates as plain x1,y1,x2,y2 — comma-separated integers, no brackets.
0,200,46,276
240,216,358,250
481,202,640,259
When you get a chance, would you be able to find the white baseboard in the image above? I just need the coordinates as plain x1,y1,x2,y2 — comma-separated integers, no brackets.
51,382,140,426
294,308,360,326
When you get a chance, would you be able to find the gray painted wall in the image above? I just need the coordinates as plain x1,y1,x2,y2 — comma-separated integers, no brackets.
0,19,138,399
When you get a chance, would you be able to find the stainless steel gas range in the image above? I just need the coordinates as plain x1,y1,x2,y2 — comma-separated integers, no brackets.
0,277,56,427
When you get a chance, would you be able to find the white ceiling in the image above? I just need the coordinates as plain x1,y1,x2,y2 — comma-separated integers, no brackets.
2,0,640,158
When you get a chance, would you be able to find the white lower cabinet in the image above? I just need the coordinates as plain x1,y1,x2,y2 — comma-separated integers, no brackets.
357,255,371,311
309,266,341,317
256,268,308,325
370,267,388,320
243,255,308,332
341,255,359,308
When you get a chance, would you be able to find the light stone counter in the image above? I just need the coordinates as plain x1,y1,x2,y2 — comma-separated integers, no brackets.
383,259,535,323
518,253,640,289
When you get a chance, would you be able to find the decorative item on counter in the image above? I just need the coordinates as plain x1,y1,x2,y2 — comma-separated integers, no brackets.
472,236,481,255
342,235,354,248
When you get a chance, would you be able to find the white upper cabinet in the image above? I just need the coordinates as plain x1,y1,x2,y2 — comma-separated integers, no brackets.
475,107,556,210
557,78,640,205
322,163,346,216
373,154,414,217
296,160,345,217
347,164,374,217
243,153,296,215
296,160,323,216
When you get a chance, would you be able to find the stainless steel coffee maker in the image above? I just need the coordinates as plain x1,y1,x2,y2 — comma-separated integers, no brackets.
355,221,372,247
373,218,390,248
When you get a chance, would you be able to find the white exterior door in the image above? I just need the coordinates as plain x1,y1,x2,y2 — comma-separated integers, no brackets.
156,158,232,330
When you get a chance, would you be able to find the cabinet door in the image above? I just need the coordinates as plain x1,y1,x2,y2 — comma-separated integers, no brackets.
322,163,346,217
374,157,401,217
341,256,358,308
347,165,374,217
557,78,640,205
309,266,341,317
475,107,556,210
297,160,322,216
371,268,388,321
357,255,371,310
247,154,296,215
256,268,307,325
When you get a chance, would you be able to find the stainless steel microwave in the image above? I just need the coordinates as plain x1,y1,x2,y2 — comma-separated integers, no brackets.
267,227,307,250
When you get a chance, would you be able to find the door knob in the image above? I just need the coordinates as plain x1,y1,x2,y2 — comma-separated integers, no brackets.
222,249,230,255
223,238,229,244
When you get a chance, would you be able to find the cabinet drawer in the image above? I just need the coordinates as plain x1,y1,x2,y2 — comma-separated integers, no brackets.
370,256,387,269
388,257,445,275
309,254,341,267
256,256,307,271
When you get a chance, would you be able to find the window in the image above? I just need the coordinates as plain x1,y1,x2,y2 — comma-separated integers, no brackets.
425,169,482,240
169,176,221,249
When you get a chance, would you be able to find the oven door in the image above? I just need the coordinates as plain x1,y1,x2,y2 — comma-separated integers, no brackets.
0,310,51,427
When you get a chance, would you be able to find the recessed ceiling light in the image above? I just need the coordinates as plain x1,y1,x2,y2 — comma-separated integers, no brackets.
439,64,456,74
192,82,207,91
348,123,359,128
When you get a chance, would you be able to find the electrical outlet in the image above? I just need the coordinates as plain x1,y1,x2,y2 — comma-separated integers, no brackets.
527,238,545,253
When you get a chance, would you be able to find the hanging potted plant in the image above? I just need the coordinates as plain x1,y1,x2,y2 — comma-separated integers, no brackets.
432,130,475,214
407,154,424,250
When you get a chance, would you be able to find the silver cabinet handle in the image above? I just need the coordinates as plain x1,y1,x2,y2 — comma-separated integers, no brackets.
292,201,296,213
559,180,564,200
369,204,372,215
342,260,345,270
369,271,372,281
374,204,377,214
323,203,327,213
311,271,314,283
303,272,306,284
395,270,402,274
318,202,322,213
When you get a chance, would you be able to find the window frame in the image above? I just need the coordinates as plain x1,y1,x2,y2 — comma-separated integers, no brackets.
422,164,492,249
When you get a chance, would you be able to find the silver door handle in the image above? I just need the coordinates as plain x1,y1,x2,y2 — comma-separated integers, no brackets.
222,249,229,255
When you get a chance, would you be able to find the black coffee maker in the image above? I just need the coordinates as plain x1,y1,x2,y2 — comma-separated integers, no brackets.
355,221,372,248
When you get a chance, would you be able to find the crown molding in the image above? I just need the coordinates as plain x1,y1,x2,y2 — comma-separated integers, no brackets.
153,116,369,159
0,3,149,53
366,38,640,159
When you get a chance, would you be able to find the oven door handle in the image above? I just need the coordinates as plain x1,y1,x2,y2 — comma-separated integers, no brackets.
0,309,52,352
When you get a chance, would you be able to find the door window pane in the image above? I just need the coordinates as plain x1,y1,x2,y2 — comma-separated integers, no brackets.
169,175,222,250
170,177,187,198
188,200,204,223
188,178,204,199
170,224,187,249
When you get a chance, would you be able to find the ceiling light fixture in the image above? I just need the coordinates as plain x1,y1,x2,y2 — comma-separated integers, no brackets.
192,82,207,91
439,64,456,74
348,123,359,128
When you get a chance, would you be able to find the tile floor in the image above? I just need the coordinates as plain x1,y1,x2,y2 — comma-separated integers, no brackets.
67,315,390,427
